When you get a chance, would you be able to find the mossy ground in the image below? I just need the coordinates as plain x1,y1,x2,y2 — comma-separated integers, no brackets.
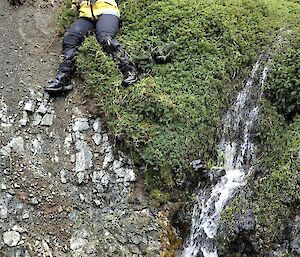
58,0,300,253
62,0,298,198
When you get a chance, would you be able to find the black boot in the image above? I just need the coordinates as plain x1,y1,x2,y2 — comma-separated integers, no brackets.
120,60,139,87
44,71,73,93
99,35,139,87
118,54,138,87
44,48,76,93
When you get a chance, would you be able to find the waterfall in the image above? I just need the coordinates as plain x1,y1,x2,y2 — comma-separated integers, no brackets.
180,55,269,257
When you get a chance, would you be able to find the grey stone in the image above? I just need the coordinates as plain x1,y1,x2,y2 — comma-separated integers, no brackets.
130,234,143,245
9,137,24,154
291,234,300,254
70,237,88,251
190,159,204,171
236,209,256,231
112,160,122,170
30,197,39,205
23,100,36,112
101,174,110,186
209,167,226,182
32,138,42,155
19,111,28,126
94,199,101,206
92,170,105,183
0,201,8,219
93,118,102,133
0,145,11,156
32,113,42,126
36,103,47,114
101,142,111,154
77,172,85,184
73,118,90,132
114,167,126,178
41,113,54,126
92,133,102,146
124,169,136,182
41,240,51,255
3,231,21,247
60,169,68,184
76,146,93,172
12,225,27,233
102,133,109,142
64,134,73,153
103,151,114,169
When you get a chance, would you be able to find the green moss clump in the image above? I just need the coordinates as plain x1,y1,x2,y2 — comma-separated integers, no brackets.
253,112,300,244
265,38,300,121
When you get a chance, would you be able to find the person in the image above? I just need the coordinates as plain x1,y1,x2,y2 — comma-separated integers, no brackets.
44,0,138,93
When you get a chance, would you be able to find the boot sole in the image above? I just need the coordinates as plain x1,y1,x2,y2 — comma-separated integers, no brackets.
44,84,73,94
122,77,139,87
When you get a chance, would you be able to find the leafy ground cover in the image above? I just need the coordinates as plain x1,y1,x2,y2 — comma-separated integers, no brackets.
59,0,299,201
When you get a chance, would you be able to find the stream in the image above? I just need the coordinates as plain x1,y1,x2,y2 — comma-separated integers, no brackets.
180,55,269,257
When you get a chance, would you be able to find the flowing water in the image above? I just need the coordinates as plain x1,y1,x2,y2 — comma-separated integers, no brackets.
180,55,269,257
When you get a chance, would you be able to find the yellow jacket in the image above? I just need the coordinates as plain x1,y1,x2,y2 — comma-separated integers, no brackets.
72,0,120,19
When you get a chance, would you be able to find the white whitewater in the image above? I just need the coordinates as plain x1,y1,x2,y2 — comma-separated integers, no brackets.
180,56,269,257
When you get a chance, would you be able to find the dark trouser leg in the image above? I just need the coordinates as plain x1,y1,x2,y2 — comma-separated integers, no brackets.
95,14,138,87
45,18,95,93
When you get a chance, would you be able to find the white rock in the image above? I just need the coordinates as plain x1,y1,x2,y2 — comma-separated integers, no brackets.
92,170,105,183
77,172,85,184
60,169,68,184
12,225,27,233
124,169,136,182
73,118,89,132
41,113,54,126
64,134,73,151
102,133,109,142
3,231,20,247
42,240,51,252
9,137,24,154
103,151,114,169
75,147,93,172
101,174,110,186
19,111,28,126
0,145,11,156
70,237,88,251
36,103,47,114
92,133,102,146
22,211,30,220
93,118,102,132
32,113,42,126
32,138,42,155
0,202,8,219
23,100,36,112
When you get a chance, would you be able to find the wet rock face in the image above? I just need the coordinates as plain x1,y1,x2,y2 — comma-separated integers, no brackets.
216,184,300,257
0,88,163,256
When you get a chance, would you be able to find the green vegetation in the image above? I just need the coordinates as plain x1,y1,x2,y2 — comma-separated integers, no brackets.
58,0,299,195
56,0,300,254
254,106,300,243
265,39,300,121
72,0,299,196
